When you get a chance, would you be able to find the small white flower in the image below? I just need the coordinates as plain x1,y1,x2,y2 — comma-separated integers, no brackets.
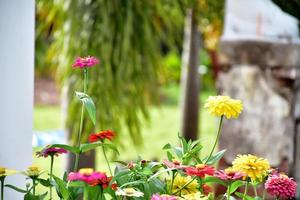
115,187,144,197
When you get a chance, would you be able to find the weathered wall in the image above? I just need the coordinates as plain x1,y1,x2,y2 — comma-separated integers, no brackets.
217,65,293,166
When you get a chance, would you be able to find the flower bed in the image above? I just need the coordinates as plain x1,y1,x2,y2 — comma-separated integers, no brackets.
0,57,297,200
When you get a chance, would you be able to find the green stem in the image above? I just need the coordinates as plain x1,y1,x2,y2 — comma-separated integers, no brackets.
1,178,4,200
172,177,196,195
243,181,249,200
170,171,176,194
50,155,54,200
205,116,224,164
262,189,266,200
227,183,231,200
253,184,257,197
32,179,36,196
102,144,112,176
74,68,88,171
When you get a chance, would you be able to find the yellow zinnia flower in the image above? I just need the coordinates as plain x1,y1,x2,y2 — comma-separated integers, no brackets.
26,165,42,178
171,174,198,195
0,167,16,178
232,154,270,182
204,96,243,119
180,192,209,200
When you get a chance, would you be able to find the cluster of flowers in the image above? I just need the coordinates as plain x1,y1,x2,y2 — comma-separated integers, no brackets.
0,56,298,200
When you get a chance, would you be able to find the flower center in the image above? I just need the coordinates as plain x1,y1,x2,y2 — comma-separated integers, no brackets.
195,164,206,169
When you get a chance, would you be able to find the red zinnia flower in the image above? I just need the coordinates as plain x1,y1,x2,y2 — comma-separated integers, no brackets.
184,164,215,178
89,130,116,143
265,173,297,199
36,146,67,158
72,56,99,68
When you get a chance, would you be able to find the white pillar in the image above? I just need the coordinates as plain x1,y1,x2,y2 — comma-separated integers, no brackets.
0,0,34,199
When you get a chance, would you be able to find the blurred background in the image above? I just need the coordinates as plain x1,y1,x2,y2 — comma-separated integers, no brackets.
2,0,300,198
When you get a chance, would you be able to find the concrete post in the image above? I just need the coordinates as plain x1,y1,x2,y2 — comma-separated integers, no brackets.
0,0,34,199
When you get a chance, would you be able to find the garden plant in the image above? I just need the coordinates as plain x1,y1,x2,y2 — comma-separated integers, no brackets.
0,56,297,200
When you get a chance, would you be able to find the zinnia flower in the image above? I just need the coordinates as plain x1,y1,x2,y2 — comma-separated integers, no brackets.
214,168,245,181
265,173,297,199
151,194,178,200
204,96,243,119
163,159,185,169
68,168,110,187
72,56,99,68
180,192,210,200
232,154,270,181
184,164,215,178
89,130,116,143
0,167,16,178
36,146,67,158
171,174,198,195
26,166,42,178
115,187,144,197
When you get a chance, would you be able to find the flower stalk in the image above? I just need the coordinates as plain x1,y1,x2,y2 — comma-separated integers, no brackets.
1,178,4,200
74,68,88,171
243,180,249,200
101,144,112,176
205,115,224,164
227,183,231,200
50,155,54,200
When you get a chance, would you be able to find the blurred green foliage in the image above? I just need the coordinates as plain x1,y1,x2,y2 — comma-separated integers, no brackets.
35,0,224,146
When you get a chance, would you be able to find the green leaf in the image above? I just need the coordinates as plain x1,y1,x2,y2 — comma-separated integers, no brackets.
162,143,171,150
5,184,27,193
142,167,153,176
166,151,174,161
230,180,244,194
68,181,86,188
80,142,119,154
202,176,226,186
204,149,226,165
50,144,80,154
24,192,48,200
38,178,52,187
53,175,70,200
75,91,96,125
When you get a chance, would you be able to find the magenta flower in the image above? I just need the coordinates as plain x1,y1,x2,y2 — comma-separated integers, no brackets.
265,173,297,199
36,147,67,158
214,170,245,181
72,56,99,68
151,194,178,200
68,168,110,187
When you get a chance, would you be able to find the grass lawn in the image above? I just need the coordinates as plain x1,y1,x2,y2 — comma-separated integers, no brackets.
33,86,217,198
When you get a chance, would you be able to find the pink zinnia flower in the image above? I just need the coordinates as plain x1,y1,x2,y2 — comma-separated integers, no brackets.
184,164,215,178
214,170,245,181
36,147,67,158
151,194,178,200
72,56,99,68
162,159,185,170
68,168,110,187
265,173,297,199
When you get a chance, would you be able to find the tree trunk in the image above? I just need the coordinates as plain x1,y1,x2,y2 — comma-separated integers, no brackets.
180,8,201,141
